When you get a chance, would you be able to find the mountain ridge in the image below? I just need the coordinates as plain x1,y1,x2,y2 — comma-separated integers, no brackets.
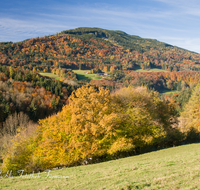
0,27,200,72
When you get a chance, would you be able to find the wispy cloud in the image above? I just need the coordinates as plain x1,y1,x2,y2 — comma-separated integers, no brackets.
1,4,173,42
0,18,71,42
0,1,200,53
154,0,200,16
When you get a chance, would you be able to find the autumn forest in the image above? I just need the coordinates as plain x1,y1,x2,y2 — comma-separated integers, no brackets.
1,27,200,175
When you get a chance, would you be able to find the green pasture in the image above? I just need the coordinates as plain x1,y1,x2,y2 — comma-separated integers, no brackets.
39,73,60,80
1,143,200,189
73,70,102,81
160,90,180,95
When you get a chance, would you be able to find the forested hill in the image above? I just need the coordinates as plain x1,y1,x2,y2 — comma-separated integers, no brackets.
60,27,173,52
1,27,200,72
3,27,200,178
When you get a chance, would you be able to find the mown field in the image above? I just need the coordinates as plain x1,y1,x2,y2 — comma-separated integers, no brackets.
1,143,200,190
39,73,61,80
73,70,102,81
160,90,180,95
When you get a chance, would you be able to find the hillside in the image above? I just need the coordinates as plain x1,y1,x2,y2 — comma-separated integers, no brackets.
1,27,200,72
1,28,200,129
1,143,200,189
2,27,200,189
1,27,200,151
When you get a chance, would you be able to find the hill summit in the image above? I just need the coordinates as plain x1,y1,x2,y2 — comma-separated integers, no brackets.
0,27,200,72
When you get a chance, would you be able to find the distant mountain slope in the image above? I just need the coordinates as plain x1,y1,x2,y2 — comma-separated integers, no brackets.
60,27,173,52
0,27,200,72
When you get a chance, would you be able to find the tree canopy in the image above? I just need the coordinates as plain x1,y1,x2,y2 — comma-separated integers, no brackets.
1,85,179,174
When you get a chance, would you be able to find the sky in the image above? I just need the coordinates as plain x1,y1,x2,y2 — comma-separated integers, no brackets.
1,0,200,53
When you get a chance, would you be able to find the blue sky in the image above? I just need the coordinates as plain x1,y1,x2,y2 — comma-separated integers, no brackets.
1,0,200,53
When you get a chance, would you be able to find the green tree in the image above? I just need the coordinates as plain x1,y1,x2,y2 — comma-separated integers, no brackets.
51,97,57,110
30,99,37,121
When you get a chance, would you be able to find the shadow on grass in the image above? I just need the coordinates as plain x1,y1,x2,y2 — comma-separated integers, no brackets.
159,89,179,95
76,74,91,82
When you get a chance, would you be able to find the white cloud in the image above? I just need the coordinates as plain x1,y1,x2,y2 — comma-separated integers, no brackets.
0,2,200,53
0,18,71,42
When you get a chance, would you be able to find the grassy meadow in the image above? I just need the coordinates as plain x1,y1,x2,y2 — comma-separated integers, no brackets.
1,143,200,189
160,90,180,95
39,73,61,80
73,70,102,81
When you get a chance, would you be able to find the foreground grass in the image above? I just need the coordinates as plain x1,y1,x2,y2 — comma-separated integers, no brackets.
135,68,169,72
73,70,101,81
1,143,200,189
39,73,60,80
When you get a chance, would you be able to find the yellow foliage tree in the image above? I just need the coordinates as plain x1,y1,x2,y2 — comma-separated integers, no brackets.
1,86,178,174
1,125,37,175
33,85,129,169
179,84,200,132
111,87,175,147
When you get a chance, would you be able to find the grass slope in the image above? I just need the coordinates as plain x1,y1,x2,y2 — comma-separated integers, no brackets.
73,70,101,82
1,143,200,189
39,73,60,80
160,90,180,95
